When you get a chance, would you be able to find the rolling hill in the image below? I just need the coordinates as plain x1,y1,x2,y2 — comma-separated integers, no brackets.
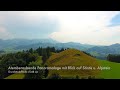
15,42,95,51
4,48,120,79
46,49,100,78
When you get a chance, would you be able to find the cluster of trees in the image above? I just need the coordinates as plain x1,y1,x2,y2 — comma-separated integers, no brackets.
0,50,4,53
25,63,49,79
48,73,61,79
0,52,39,78
35,47,65,64
35,47,54,64
82,51,95,57
0,47,66,79
107,54,120,63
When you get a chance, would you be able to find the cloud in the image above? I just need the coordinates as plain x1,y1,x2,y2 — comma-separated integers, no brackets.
0,11,120,45
49,11,120,45
0,11,59,39
0,27,13,39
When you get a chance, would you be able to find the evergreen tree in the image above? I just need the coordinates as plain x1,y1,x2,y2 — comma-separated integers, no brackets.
44,65,49,78
46,47,51,58
36,47,42,56
42,48,48,64
60,48,64,52
51,47,56,52
49,73,61,79
29,48,33,53
107,54,120,63
25,62,45,79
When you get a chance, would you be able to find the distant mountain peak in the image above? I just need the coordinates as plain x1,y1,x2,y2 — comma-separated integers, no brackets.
0,39,2,42
66,42,81,44
110,43,120,47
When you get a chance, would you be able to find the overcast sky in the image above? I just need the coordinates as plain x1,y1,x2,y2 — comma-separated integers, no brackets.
0,11,120,45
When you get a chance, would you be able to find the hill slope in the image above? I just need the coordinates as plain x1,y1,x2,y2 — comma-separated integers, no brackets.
46,49,100,78
4,49,120,79
98,60,120,79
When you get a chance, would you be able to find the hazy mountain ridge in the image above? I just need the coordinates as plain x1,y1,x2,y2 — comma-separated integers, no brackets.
0,39,58,50
86,43,120,59
0,39,120,60
14,41,95,51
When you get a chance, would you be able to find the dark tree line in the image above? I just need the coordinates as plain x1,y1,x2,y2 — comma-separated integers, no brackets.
36,47,65,64
107,54,120,63
0,46,66,79
0,52,39,78
82,51,95,58
0,50,4,53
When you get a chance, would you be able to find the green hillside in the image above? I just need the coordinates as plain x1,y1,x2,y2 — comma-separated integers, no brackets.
4,49,120,79
46,49,100,78
97,60,120,79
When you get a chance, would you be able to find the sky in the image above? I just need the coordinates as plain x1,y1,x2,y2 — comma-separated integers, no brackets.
0,11,120,45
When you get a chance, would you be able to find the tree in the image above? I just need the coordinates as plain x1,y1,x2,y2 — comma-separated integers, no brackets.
51,47,56,52
22,50,25,53
29,48,33,53
24,62,45,79
82,51,94,57
49,73,61,79
0,62,8,79
36,47,42,56
42,48,48,64
0,53,27,78
17,59,26,67
107,54,111,61
46,47,51,58
107,54,120,63
44,65,49,78
60,48,64,52
75,75,80,79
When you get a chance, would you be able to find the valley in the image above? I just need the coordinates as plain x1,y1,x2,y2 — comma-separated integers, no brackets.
0,39,120,79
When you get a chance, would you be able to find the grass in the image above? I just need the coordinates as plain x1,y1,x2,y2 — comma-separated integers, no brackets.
29,56,42,65
5,73,25,79
46,49,100,78
4,49,120,79
47,49,120,79
90,51,100,57
4,47,20,53
98,60,120,79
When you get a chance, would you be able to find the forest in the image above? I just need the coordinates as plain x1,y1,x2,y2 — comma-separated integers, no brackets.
0,47,65,79
107,54,120,63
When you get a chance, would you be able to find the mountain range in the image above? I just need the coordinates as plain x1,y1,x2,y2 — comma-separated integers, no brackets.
15,41,95,51
0,39,95,51
0,38,58,50
86,43,120,59
0,39,120,59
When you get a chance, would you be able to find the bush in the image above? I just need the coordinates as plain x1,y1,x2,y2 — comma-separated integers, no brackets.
49,73,61,79
75,75,80,79
24,62,45,79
